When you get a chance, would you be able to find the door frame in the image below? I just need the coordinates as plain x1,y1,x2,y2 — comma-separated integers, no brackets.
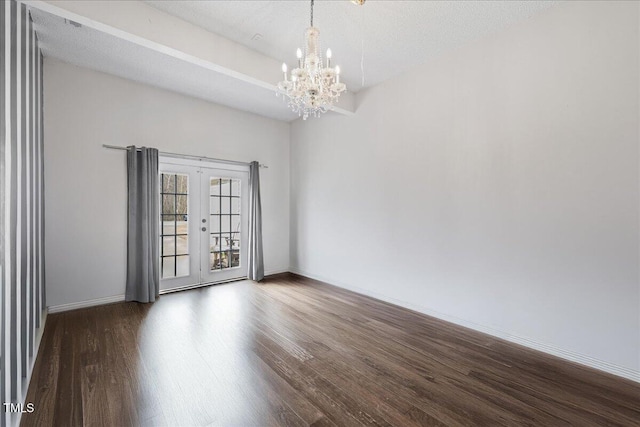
199,166,249,285
158,155,249,293
158,161,200,292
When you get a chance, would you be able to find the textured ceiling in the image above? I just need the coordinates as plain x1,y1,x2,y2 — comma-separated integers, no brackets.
145,0,557,92
30,8,301,122
30,1,557,122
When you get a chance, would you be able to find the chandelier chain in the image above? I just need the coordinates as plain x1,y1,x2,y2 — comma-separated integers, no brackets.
310,0,314,27
361,3,365,88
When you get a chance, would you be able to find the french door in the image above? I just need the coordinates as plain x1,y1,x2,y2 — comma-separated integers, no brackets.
159,157,249,293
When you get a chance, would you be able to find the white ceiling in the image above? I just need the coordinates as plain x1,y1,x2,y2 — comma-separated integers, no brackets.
30,1,557,122
30,8,301,122
145,0,557,92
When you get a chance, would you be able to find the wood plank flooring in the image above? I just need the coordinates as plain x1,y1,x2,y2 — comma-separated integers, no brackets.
22,273,640,426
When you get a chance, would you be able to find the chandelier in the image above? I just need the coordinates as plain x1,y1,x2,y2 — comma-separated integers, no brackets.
277,0,346,120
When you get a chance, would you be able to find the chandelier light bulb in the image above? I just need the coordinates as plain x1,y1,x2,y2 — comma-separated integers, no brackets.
282,63,288,80
296,48,302,58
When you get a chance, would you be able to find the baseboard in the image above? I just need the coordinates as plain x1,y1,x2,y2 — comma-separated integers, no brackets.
264,268,290,276
47,294,125,313
46,269,290,313
48,268,289,314
290,267,640,384
32,309,48,366
15,308,48,427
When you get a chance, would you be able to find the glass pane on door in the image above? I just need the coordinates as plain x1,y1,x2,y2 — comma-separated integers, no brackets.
161,173,190,278
209,178,241,272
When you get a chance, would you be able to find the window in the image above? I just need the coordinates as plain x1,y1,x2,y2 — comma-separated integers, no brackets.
209,178,241,270
161,173,190,278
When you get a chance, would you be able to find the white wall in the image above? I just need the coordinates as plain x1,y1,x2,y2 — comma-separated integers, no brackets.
44,58,290,308
290,1,640,379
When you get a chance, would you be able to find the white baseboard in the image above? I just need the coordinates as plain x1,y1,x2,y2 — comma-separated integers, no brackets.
16,309,48,427
47,294,125,313
46,269,290,313
290,267,640,384
32,309,48,363
264,268,290,276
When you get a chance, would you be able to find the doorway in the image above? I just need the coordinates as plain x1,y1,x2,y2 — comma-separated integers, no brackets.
159,157,249,293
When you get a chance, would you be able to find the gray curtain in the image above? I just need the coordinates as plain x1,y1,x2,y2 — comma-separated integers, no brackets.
126,146,160,302
248,161,264,281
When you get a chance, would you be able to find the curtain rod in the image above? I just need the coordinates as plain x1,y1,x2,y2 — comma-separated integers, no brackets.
102,144,268,169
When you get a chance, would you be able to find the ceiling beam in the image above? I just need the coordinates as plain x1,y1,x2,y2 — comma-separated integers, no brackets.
21,0,356,117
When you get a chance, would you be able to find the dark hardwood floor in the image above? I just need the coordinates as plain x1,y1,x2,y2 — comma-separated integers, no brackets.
22,273,640,426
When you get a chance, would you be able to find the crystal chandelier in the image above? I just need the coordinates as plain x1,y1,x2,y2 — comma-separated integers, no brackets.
277,0,346,120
